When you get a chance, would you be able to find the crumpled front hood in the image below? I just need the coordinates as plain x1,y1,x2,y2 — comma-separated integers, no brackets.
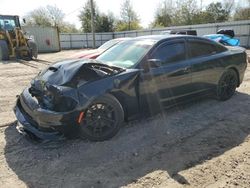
28,58,140,113
33,58,125,87
36,59,88,86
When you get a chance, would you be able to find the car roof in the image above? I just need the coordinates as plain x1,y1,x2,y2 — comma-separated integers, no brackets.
129,34,208,42
0,15,19,18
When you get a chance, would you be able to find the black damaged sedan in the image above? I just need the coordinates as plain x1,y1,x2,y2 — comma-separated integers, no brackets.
14,35,248,141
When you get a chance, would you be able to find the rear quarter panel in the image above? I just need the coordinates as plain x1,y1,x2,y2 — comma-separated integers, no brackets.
222,47,247,85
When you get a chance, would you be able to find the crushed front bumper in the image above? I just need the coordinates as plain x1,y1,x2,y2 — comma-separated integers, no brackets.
15,106,64,141
14,88,79,141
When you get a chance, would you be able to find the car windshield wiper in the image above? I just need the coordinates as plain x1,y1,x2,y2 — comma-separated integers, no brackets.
85,60,126,73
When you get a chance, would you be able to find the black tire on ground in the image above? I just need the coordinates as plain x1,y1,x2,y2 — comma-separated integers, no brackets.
79,94,124,141
216,69,238,101
0,40,9,61
27,40,38,59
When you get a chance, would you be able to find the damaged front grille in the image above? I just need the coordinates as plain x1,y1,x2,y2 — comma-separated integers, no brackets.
29,81,77,112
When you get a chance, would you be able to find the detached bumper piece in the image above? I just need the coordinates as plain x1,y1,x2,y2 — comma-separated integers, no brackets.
14,88,66,141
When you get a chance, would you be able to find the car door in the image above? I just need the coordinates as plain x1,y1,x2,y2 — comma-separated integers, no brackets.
139,39,192,114
187,39,225,92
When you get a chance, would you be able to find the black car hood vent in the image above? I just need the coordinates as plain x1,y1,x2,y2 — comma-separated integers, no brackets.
48,66,59,72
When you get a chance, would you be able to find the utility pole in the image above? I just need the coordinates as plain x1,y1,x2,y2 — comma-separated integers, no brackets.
90,0,96,48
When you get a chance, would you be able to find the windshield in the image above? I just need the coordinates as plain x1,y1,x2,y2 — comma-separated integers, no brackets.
98,39,120,50
0,17,17,30
97,39,156,68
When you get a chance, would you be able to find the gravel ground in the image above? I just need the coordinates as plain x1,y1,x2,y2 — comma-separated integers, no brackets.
0,50,250,188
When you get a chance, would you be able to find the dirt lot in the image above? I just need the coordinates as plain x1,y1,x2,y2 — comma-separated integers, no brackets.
0,50,250,188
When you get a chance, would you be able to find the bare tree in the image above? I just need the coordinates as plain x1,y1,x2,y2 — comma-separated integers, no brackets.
120,0,140,30
151,0,174,27
25,5,78,33
233,0,250,21
223,0,235,16
46,5,65,27
25,7,51,27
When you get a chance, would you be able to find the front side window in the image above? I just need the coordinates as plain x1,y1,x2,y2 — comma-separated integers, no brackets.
151,42,186,64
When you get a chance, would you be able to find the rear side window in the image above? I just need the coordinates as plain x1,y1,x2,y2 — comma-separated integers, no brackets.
151,42,186,64
216,44,227,53
188,41,217,58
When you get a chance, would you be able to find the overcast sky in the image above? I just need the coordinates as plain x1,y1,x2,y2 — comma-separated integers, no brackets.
0,0,248,29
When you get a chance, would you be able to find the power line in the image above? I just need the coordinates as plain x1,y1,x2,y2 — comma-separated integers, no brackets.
64,7,82,17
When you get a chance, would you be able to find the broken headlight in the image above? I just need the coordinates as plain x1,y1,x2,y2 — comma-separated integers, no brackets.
42,84,77,112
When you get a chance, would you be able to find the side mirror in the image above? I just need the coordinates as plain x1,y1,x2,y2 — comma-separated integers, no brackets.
142,59,162,72
147,59,162,68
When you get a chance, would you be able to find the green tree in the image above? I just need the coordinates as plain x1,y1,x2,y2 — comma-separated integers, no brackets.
151,0,173,27
189,0,234,24
204,2,231,22
151,0,236,28
78,0,98,32
115,20,141,31
116,0,141,31
78,0,115,32
96,13,115,32
60,22,79,33
234,7,250,20
191,11,214,24
173,0,199,25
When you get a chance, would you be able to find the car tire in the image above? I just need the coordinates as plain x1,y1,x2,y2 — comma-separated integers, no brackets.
79,94,124,141
0,40,9,61
216,69,238,101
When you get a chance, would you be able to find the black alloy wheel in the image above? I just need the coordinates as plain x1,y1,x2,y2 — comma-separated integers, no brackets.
217,69,238,101
79,94,124,141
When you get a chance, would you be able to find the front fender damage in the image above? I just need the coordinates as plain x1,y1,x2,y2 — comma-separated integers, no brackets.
77,69,141,120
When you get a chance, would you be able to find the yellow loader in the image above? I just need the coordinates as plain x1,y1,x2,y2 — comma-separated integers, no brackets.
0,15,37,61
